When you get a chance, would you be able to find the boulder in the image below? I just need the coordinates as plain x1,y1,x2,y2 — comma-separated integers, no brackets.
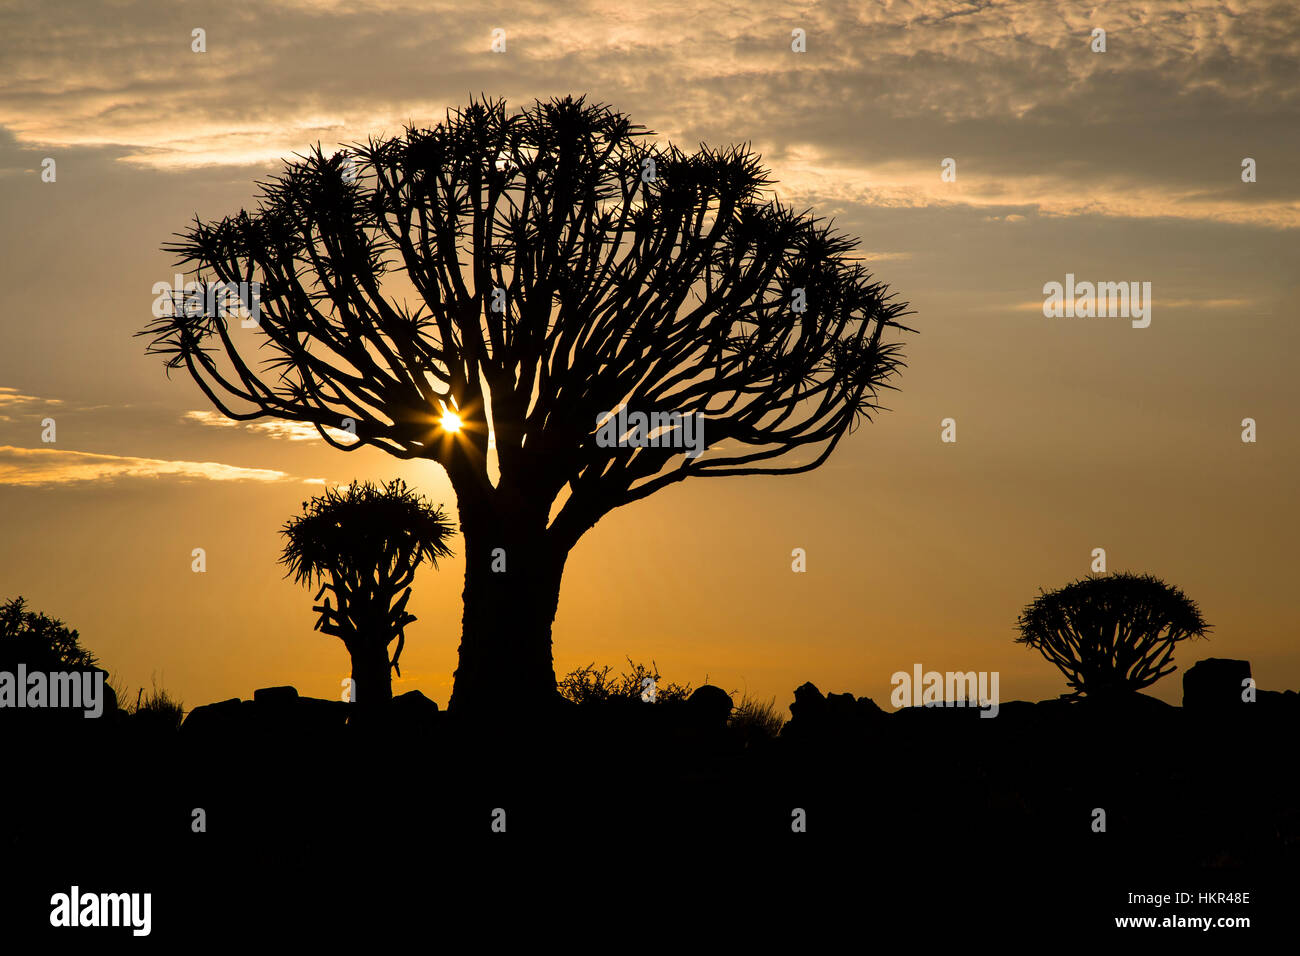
856,695,886,719
684,685,733,728
830,691,888,727
785,681,827,732
179,696,247,737
825,691,858,722
1257,689,1300,715
1183,659,1252,710
781,683,885,739
391,689,439,722
294,695,350,730
253,685,300,707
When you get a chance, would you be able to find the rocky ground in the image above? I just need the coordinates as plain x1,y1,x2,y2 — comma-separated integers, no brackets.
2,657,1294,941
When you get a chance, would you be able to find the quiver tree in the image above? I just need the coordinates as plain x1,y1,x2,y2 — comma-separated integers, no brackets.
1015,573,1211,700
141,95,913,713
279,479,454,708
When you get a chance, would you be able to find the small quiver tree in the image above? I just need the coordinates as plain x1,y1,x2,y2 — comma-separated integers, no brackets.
1015,572,1211,701
279,479,454,710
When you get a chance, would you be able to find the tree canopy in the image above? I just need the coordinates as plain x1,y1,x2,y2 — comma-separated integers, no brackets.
142,95,912,545
1016,572,1211,698
280,478,455,592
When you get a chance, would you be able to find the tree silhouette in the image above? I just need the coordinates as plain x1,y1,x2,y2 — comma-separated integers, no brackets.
1015,573,1211,700
279,479,454,708
0,596,97,671
142,95,913,712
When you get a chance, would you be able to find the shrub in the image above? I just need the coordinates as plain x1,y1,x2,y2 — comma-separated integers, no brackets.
558,657,693,705
730,694,786,743
0,596,97,669
121,675,184,731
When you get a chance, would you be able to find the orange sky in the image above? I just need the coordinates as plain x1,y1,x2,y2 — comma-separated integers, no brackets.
1,0,1297,713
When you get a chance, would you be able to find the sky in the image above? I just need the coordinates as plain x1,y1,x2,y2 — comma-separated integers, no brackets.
1,0,1297,713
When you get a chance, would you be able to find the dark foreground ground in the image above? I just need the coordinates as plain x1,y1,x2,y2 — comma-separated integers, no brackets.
2,672,1296,943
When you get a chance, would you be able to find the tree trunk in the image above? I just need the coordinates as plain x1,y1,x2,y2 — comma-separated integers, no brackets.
448,501,566,714
347,637,394,710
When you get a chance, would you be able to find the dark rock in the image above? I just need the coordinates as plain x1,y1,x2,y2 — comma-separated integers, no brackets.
892,701,988,722
1257,689,1300,714
782,683,886,740
1035,697,1078,708
294,695,350,729
825,691,858,722
391,689,438,721
1079,691,1175,713
1184,658,1252,710
830,691,889,728
983,699,1034,723
253,685,300,706
991,699,1034,715
785,681,827,732
685,685,733,727
856,696,885,718
179,697,246,736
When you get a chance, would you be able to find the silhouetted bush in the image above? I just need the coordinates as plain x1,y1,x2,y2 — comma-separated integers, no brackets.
1016,572,1211,700
730,694,786,743
127,677,185,732
558,657,692,705
0,596,97,669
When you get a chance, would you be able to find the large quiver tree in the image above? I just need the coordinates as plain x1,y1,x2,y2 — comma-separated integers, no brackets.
141,95,913,713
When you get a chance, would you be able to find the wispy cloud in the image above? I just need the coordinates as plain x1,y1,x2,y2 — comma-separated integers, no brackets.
0,386,61,407
0,445,298,486
184,410,356,442
1002,296,1258,313
0,386,63,423
0,386,55,404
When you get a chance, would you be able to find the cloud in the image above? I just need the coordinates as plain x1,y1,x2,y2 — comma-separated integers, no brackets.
859,251,914,262
770,152,1300,230
1003,295,1259,313
0,386,60,407
0,386,64,424
0,445,298,486
184,410,357,443
0,0,1294,229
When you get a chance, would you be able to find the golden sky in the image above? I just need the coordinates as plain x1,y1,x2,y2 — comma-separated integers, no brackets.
1,0,1297,711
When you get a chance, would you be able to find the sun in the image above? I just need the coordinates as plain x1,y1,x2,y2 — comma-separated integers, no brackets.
440,410,463,433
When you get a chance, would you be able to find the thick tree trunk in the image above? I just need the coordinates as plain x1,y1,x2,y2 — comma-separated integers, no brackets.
347,637,394,710
447,501,567,714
